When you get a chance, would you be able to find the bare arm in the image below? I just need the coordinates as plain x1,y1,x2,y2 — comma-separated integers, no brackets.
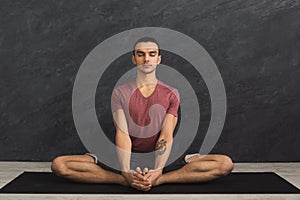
154,113,178,170
114,109,131,172
114,109,152,190
115,126,132,172
142,113,177,185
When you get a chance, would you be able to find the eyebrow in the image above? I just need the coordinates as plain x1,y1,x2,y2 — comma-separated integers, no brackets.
136,50,158,54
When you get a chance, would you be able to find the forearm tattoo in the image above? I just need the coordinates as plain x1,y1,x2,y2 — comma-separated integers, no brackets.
156,139,167,155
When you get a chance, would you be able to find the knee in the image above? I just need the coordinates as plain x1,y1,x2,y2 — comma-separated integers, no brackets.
51,156,70,177
217,155,234,176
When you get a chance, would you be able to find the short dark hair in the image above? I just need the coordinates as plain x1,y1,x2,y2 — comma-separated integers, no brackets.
132,37,160,55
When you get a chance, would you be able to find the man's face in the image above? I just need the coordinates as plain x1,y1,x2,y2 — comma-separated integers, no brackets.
132,42,161,74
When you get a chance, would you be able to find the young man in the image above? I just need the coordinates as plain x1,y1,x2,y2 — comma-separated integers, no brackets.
51,37,233,191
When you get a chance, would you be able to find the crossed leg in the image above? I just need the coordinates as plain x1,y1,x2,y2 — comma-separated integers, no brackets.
51,154,233,189
154,154,233,186
51,155,128,186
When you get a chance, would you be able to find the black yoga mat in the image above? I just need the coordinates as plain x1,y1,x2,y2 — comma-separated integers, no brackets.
0,172,299,194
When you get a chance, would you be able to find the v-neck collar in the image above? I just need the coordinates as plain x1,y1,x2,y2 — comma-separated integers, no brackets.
135,80,159,99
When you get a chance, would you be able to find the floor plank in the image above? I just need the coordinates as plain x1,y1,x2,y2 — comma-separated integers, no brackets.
0,162,299,200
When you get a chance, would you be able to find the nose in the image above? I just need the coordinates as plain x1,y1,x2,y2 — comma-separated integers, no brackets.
144,54,150,63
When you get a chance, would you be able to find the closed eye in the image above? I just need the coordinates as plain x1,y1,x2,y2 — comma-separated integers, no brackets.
136,51,145,57
149,51,157,56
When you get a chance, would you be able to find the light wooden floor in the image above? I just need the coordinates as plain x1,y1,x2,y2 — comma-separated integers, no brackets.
0,162,299,200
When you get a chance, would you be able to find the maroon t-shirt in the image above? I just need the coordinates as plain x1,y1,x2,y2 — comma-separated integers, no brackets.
111,80,180,153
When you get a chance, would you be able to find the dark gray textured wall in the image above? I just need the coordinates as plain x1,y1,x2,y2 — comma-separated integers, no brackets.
0,0,299,162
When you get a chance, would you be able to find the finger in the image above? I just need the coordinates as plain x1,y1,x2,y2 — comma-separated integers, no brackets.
132,180,152,188
133,176,151,185
131,182,152,191
142,167,149,175
132,170,138,176
131,182,150,190
144,173,152,181
131,183,143,191
132,170,138,177
133,173,145,181
136,166,142,174
132,179,152,186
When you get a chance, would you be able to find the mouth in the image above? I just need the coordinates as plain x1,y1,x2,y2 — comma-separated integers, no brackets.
142,64,152,67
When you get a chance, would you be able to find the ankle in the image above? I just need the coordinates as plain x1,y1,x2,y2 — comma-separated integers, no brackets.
119,175,129,186
153,175,163,186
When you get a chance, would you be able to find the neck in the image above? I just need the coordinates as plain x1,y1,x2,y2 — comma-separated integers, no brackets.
136,71,158,87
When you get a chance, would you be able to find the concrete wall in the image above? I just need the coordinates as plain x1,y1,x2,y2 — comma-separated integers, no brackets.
0,0,299,162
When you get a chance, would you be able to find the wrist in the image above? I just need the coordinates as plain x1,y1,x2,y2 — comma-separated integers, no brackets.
120,165,131,173
151,168,163,173
121,170,131,175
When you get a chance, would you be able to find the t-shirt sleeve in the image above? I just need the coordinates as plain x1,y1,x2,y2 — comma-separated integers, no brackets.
111,88,129,133
166,89,180,117
111,88,123,113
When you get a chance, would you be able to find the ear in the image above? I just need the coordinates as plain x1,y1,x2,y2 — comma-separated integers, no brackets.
157,55,162,64
132,55,137,65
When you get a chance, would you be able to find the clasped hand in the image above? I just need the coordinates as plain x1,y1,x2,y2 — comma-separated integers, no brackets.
122,167,162,191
